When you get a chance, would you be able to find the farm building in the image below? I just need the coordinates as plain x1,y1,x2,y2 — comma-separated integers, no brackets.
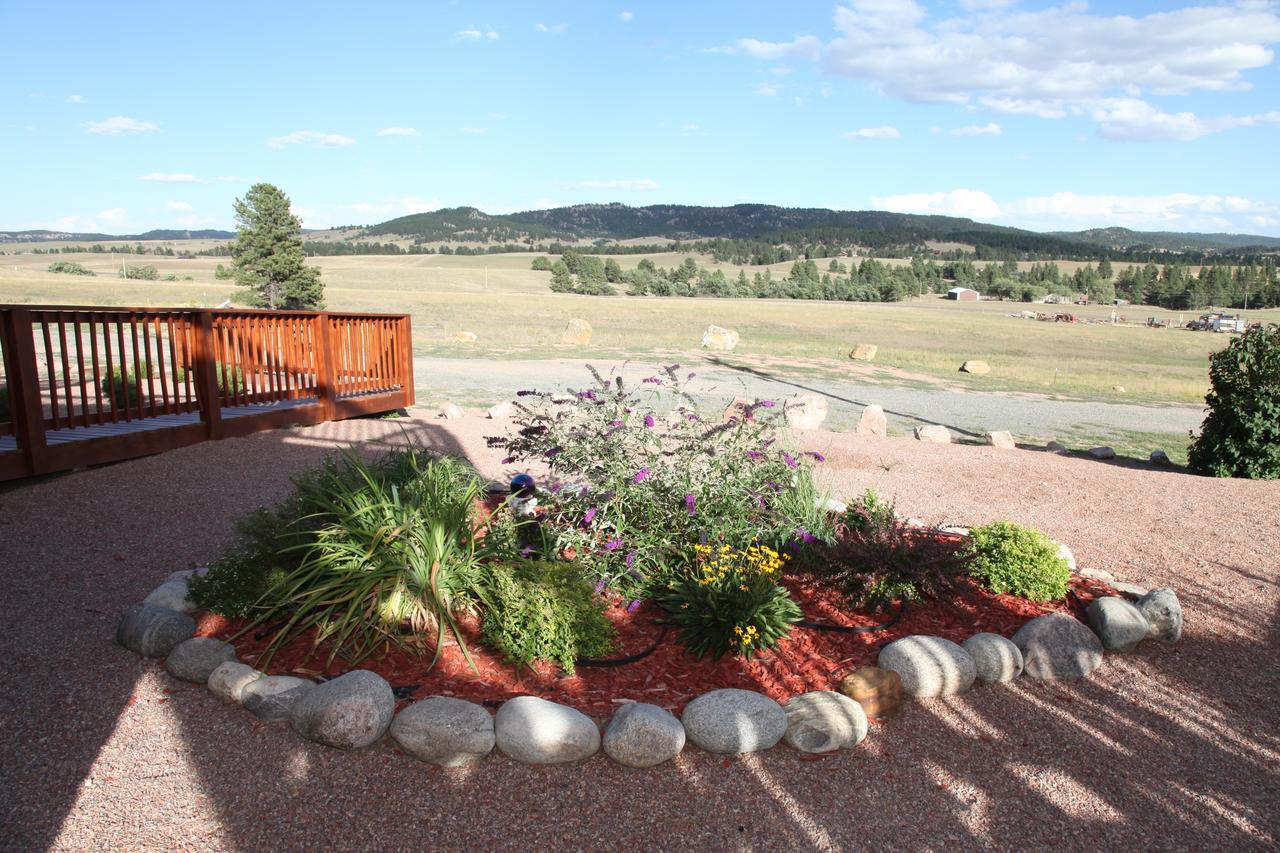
947,287,980,301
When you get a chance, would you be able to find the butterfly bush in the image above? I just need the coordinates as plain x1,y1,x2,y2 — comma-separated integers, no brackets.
488,364,824,594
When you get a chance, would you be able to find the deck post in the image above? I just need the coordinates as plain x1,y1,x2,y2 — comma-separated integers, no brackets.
314,313,338,420
399,315,415,408
2,309,49,476
193,311,223,440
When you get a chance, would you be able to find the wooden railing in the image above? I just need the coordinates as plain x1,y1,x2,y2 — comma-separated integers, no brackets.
0,305,414,481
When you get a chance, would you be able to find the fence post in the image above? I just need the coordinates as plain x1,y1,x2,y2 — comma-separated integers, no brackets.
2,309,49,476
399,315,415,407
193,311,223,439
314,313,338,420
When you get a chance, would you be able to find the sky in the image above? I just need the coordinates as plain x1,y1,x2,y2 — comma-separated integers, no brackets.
3,0,1279,236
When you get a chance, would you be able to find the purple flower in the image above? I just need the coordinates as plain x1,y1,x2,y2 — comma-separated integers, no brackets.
686,413,700,421
625,551,636,569
757,400,776,409
633,467,650,483
806,451,826,462
548,482,563,494
643,414,655,428
519,546,536,557
783,452,798,469
746,450,764,460
594,578,608,594
577,389,598,401
500,456,515,465
516,389,536,397
687,372,696,380
609,419,623,427
642,376,664,386
684,494,697,517
546,447,562,459
794,528,817,544
753,493,766,509
626,600,643,614
605,537,623,551
582,507,598,526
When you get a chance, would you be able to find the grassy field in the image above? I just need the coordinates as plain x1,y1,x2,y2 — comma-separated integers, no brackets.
1,250,1275,406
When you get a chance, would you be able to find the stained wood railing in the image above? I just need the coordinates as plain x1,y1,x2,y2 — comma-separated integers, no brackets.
0,305,414,481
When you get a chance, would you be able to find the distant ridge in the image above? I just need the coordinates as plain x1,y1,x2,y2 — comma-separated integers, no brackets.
0,228,235,243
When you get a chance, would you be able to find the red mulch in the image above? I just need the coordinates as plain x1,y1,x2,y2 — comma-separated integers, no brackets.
196,574,1114,718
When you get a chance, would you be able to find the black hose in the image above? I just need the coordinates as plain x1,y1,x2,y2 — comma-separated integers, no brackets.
575,627,670,668
796,600,908,634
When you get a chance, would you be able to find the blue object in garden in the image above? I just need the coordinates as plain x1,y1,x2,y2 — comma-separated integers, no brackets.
510,473,535,496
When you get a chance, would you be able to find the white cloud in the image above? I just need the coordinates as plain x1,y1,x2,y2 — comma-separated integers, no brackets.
873,189,1002,220
1091,98,1280,141
535,22,567,33
488,112,507,120
53,208,130,232
579,178,661,191
620,11,634,22
725,35,823,61
165,200,193,212
267,130,355,149
842,126,900,140
65,94,84,104
376,126,421,137
754,82,784,97
84,116,158,135
455,26,499,40
950,122,1002,137
139,172,208,183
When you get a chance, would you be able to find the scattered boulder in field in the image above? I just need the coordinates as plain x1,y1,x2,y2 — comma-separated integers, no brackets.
962,633,1024,683
1011,613,1104,681
722,397,756,422
960,360,991,375
452,331,477,343
783,691,867,753
164,637,235,683
986,430,1016,449
849,344,878,361
242,676,315,723
1086,597,1151,652
1088,446,1116,460
116,603,195,658
1137,588,1182,643
486,401,515,419
837,666,903,718
914,424,952,444
560,318,593,346
701,325,739,351
877,636,976,697
438,403,464,419
603,702,686,768
290,670,395,750
1112,580,1151,599
783,393,828,429
495,695,600,764
681,688,787,754
857,404,888,437
391,697,496,767
1113,385,1126,393
1046,440,1071,455
143,579,196,613
207,661,263,703
1150,449,1170,466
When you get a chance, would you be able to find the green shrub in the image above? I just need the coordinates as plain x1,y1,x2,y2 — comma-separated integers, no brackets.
47,260,95,276
119,264,159,280
656,543,801,659
1188,323,1280,480
176,362,244,397
101,362,151,410
530,257,553,271
214,263,234,280
964,521,1070,601
477,561,615,674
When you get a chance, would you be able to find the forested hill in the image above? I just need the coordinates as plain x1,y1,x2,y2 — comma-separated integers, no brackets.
1049,226,1280,252
0,228,235,243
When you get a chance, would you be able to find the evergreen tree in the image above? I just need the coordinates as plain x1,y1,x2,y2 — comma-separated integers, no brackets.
229,183,323,309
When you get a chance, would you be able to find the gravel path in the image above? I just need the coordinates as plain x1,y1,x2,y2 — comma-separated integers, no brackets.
1,413,1277,851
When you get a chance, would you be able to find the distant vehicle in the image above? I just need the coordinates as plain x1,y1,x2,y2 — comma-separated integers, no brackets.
1187,311,1246,333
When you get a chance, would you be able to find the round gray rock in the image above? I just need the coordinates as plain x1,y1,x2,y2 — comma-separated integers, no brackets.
1137,588,1183,642
962,632,1024,683
877,635,977,697
116,603,196,658
143,579,196,613
242,676,315,722
681,688,787,754
1012,612,1104,680
391,697,495,767
1086,596,1151,652
603,702,686,768
207,661,263,703
164,637,236,683
495,696,600,764
290,670,394,750
782,691,867,753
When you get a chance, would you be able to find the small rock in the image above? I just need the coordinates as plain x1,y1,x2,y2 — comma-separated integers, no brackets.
701,324,739,352
439,403,464,419
681,688,787,754
242,676,315,722
939,525,970,536
914,424,952,444
961,633,1024,683
495,696,600,764
856,404,888,437
1113,385,1126,393
837,666,903,718
1011,613,1104,681
290,670,395,750
1137,588,1182,643
165,567,209,582
1086,597,1151,652
164,637,236,683
877,636,976,697
452,331,477,343
207,661,263,703
1078,567,1116,583
783,691,867,753
1149,449,1170,465
603,702,686,768
783,393,828,430
960,360,991,375
560,318,593,346
391,697,496,767
116,603,196,658
820,497,848,514
1045,440,1071,455
722,397,756,423
1088,446,1116,460
1054,542,1078,573
1112,580,1151,599
849,344,878,362
143,579,196,613
486,401,515,419
903,516,926,527
986,430,1016,449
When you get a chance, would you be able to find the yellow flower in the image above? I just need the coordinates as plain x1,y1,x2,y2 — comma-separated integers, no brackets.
739,584,749,591
681,603,689,609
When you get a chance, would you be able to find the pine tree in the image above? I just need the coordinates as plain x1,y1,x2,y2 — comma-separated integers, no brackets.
229,183,324,309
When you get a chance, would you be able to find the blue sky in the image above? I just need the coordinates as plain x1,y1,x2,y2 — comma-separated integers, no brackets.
3,1,1279,236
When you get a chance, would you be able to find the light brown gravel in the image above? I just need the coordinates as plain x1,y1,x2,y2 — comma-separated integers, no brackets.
1,412,1277,851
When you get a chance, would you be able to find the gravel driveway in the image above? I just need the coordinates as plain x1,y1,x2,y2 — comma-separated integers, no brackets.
1,413,1276,851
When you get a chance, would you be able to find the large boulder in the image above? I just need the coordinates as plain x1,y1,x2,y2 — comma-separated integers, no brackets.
242,676,315,722
701,325,739,352
960,360,991,375
849,344,878,362
1046,440,1071,455
782,691,867,753
290,670,395,750
560,318,593,346
877,636,976,697
961,633,1024,683
783,393,828,430
143,579,196,613
391,696,496,767
1137,588,1182,642
487,401,515,419
1086,597,1151,652
207,661,263,703
164,637,236,683
1088,446,1117,460
1149,449,1171,466
986,430,1016,449
602,702,686,768
857,405,888,437
681,688,787,754
837,666,903,718
1012,613,1104,681
438,403,464,419
495,696,600,764
914,425,952,444
116,603,196,658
